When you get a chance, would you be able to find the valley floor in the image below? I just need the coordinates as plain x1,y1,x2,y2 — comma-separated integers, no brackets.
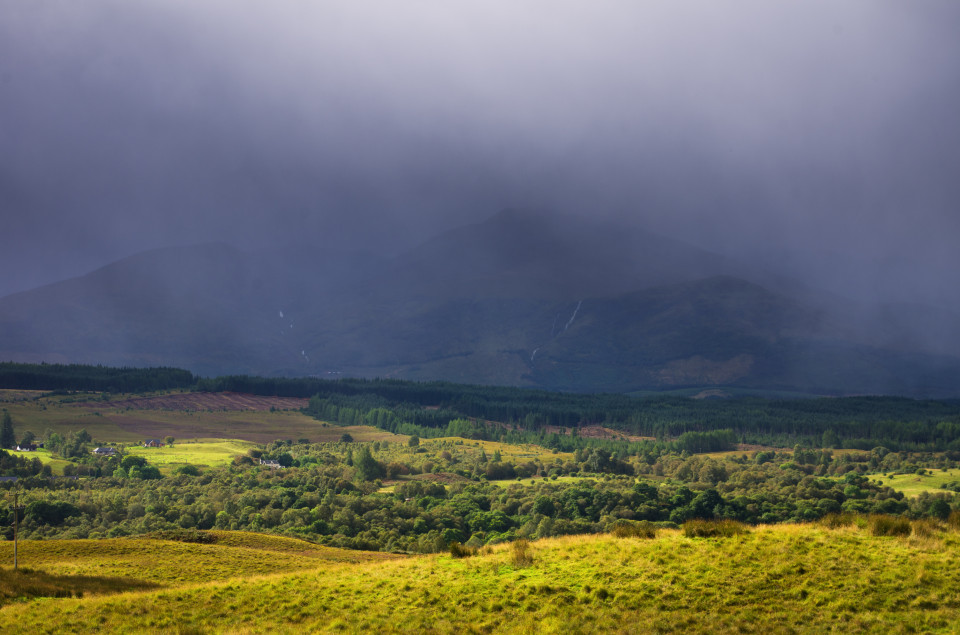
2,522,959,633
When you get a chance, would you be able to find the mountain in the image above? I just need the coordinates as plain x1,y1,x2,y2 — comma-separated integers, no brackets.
2,210,959,396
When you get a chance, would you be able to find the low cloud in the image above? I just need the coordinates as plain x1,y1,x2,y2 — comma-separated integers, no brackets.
1,1,958,310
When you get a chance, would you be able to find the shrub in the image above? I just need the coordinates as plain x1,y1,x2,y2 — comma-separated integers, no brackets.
511,539,534,567
609,520,658,539
449,541,478,558
947,510,960,532
869,515,912,537
682,519,750,538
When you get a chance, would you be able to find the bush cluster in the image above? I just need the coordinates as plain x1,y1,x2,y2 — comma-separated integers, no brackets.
868,515,912,537
448,542,478,558
511,539,534,567
682,519,750,538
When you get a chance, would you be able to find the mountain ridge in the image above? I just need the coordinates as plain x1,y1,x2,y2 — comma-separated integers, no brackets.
2,210,958,396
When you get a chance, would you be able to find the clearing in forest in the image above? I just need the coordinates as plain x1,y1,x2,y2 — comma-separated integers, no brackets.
869,468,960,498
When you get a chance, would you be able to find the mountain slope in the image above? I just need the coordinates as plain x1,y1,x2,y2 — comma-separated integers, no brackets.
0,243,291,374
1,211,958,396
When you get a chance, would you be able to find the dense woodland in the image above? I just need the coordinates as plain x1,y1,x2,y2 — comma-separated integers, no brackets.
299,381,960,452
1,437,958,553
0,363,195,393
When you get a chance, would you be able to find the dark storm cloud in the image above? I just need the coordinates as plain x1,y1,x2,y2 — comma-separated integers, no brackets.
1,1,958,309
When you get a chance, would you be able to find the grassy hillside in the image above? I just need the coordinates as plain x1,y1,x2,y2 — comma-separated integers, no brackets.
2,522,960,633
0,531,398,588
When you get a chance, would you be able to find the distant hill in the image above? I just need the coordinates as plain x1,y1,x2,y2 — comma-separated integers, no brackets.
2,210,959,396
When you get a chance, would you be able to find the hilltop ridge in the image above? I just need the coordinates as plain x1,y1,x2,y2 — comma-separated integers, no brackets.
1,211,959,396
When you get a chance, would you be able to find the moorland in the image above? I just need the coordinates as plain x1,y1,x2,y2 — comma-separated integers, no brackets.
2,362,960,632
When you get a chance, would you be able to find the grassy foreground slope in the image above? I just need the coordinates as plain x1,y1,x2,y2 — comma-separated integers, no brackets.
3,523,960,634
0,532,397,588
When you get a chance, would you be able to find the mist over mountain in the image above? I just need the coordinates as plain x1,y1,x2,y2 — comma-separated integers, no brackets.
3,2,960,309
2,3,958,395
1,210,958,397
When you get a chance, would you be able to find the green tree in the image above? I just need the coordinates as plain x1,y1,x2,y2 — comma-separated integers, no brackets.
164,436,175,447
121,455,148,471
18,430,35,448
25,500,81,526
354,446,385,481
822,429,839,449
0,412,15,449
531,495,556,517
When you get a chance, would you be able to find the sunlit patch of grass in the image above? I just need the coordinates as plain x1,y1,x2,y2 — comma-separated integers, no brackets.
124,439,257,469
868,468,960,498
7,448,73,474
4,524,960,633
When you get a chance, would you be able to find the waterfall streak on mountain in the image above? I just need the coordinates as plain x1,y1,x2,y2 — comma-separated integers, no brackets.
563,301,582,332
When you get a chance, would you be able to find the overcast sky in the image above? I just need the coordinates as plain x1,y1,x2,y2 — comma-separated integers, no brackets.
2,1,959,309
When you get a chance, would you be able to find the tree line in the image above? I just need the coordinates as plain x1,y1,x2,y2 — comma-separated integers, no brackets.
3,363,960,450
0,362,195,393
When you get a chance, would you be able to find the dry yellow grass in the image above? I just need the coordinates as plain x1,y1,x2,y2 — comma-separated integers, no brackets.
3,522,960,633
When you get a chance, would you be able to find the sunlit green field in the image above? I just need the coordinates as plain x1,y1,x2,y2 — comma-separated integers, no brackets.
123,440,259,470
869,468,960,498
3,522,960,633
7,448,73,475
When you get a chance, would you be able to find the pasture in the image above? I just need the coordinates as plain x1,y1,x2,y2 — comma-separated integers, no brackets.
869,468,960,498
6,448,72,475
124,440,258,470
